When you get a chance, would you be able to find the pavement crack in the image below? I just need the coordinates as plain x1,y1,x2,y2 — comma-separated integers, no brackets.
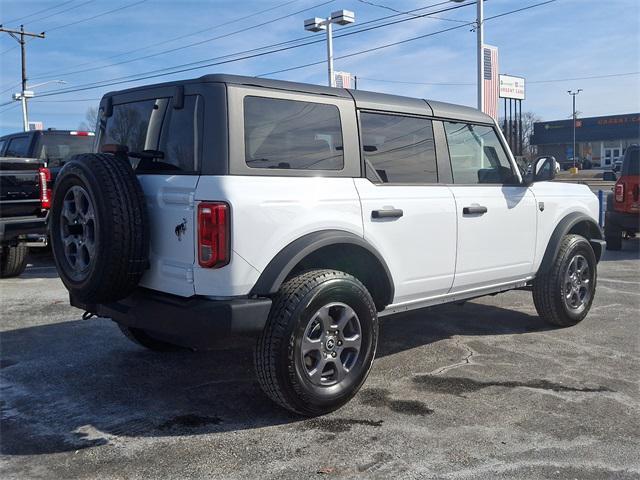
429,337,477,376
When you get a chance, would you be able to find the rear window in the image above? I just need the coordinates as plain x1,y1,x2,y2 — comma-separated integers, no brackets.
35,134,94,167
622,148,639,176
4,136,31,157
243,96,344,171
99,95,201,172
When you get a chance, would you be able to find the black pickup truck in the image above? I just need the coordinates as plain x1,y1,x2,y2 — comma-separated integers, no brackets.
0,129,95,277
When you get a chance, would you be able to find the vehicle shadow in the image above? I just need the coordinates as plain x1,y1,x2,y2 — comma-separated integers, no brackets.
0,301,552,456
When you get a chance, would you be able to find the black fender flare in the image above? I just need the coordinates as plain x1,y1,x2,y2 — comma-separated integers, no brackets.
250,230,395,306
538,212,604,275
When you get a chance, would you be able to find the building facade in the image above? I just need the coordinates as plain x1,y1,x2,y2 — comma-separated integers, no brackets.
530,113,640,167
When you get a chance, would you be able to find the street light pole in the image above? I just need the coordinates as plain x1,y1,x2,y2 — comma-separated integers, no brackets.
0,25,45,131
568,89,583,169
304,10,355,87
326,21,334,87
476,0,484,111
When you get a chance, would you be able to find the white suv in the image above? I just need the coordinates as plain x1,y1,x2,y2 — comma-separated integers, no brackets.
49,74,604,415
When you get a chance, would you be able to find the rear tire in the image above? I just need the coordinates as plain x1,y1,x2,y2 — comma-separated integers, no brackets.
605,227,622,251
118,325,183,352
0,244,28,278
533,234,597,327
255,269,378,416
50,153,149,304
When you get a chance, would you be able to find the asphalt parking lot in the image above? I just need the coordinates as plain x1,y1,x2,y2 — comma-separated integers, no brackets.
1,242,639,480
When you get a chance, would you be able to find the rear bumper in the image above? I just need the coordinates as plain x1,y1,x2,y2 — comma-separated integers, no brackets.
0,215,47,245
605,210,640,233
75,289,273,347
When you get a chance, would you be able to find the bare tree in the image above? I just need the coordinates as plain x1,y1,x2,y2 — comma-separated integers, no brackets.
78,106,99,131
499,111,541,160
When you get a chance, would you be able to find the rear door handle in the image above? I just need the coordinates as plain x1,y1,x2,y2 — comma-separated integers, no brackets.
372,208,403,219
462,205,488,215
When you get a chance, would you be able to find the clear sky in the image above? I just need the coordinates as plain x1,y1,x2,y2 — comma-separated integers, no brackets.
0,0,638,135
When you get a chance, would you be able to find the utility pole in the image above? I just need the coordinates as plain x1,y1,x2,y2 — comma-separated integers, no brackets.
0,25,45,131
567,89,583,169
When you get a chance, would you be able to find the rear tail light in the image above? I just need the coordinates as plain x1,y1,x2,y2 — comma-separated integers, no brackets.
615,182,624,202
69,131,95,136
38,167,52,209
198,202,229,268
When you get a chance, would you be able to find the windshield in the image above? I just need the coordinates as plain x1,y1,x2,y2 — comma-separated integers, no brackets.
36,134,94,167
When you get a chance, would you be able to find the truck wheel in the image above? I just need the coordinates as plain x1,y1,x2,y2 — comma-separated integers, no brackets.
0,244,28,278
256,269,378,416
118,325,183,352
50,153,149,304
533,234,597,327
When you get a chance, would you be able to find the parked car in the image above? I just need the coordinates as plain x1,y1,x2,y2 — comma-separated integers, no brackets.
0,156,47,277
0,129,96,266
612,158,624,173
0,129,96,169
605,145,640,250
48,74,604,415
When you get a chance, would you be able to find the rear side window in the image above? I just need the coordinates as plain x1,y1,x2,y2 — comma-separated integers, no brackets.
0,140,6,155
100,95,200,172
444,122,516,184
360,112,437,184
622,148,639,176
5,136,31,157
244,96,344,170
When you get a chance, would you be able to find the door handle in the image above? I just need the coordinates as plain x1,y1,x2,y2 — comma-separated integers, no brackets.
462,205,488,215
372,208,403,219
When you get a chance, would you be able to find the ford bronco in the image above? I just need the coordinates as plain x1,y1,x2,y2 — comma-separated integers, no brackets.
49,74,604,415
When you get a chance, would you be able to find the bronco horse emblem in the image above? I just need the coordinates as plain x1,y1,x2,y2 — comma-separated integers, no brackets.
175,218,187,241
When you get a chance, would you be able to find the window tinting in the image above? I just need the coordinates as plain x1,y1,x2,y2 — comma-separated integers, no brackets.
5,136,31,157
444,122,515,184
36,134,94,167
361,112,437,184
100,96,199,172
622,148,639,176
244,96,343,170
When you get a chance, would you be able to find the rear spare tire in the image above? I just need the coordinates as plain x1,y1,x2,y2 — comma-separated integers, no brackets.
50,153,149,304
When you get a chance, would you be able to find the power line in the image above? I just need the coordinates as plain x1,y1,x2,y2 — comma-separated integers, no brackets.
357,71,640,87
31,0,335,80
32,0,303,79
31,0,473,81
1,0,76,25
17,0,97,27
31,0,553,100
355,0,468,23
31,1,478,96
44,0,149,33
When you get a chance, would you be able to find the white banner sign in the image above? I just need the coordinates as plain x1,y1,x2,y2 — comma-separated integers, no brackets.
499,74,525,100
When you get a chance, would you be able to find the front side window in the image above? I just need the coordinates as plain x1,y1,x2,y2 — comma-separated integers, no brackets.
444,122,516,184
361,112,437,184
5,136,31,157
244,96,344,170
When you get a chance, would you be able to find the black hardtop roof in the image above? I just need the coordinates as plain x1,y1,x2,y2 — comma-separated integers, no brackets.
103,73,492,124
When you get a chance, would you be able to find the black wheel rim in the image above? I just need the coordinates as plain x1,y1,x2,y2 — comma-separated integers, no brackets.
300,302,362,387
59,185,96,278
563,253,592,313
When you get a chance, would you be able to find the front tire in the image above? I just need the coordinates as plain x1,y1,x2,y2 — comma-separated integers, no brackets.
0,244,28,278
533,234,597,327
255,269,378,416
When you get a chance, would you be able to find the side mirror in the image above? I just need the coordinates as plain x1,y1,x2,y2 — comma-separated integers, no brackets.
523,157,557,184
